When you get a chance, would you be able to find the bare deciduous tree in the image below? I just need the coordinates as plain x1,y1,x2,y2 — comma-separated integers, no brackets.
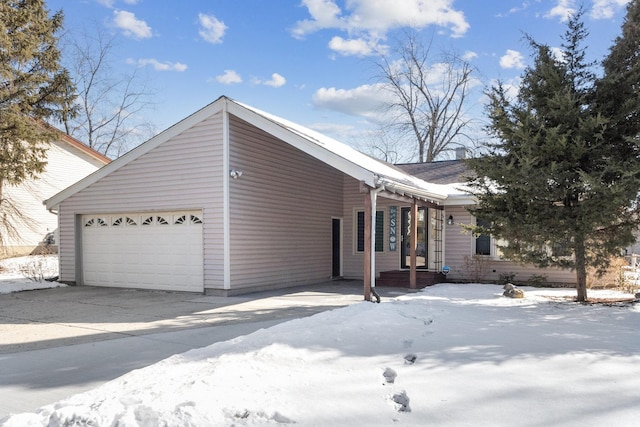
376,32,476,162
356,128,415,164
61,28,156,158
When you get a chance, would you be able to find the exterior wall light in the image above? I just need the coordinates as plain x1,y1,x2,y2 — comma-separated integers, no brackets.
230,169,243,179
447,215,454,225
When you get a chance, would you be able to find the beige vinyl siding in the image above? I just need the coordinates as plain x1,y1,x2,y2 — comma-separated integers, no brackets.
228,116,343,290
2,139,105,254
57,113,225,289
342,177,409,279
444,205,576,285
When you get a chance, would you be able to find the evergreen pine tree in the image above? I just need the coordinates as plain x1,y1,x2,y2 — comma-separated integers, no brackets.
597,0,640,157
0,0,74,246
0,0,74,188
466,9,640,302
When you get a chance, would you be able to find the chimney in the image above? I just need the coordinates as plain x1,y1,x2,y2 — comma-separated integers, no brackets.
455,147,469,160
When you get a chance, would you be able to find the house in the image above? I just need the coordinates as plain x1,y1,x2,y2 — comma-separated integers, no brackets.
44,96,576,297
2,130,110,257
396,160,577,286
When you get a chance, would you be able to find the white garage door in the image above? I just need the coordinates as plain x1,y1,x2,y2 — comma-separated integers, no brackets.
82,211,204,292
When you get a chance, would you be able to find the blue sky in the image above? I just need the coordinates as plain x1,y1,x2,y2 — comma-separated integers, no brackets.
46,0,631,159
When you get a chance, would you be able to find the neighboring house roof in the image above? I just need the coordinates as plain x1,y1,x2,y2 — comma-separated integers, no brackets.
57,132,111,165
395,160,471,185
41,121,112,165
45,96,453,209
395,160,477,205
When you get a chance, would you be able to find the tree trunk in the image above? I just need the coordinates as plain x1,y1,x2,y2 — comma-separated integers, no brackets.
574,234,588,302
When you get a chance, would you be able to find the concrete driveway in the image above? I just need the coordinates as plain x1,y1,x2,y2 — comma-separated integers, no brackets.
0,281,407,418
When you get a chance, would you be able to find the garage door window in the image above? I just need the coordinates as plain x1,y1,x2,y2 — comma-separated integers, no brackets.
84,213,202,229
174,214,202,225
112,217,137,226
84,218,107,227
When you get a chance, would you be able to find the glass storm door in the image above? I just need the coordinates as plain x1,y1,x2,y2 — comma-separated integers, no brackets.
401,207,427,269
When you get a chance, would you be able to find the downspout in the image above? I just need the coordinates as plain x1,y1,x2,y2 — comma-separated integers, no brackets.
45,205,61,283
370,184,385,303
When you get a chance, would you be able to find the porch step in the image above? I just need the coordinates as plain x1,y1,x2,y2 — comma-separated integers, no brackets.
376,270,446,289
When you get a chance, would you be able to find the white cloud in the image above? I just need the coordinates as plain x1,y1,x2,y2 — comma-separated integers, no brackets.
128,58,187,72
97,0,138,6
502,77,522,101
264,73,287,88
590,0,629,19
216,70,242,85
544,0,576,22
250,73,286,88
500,49,526,69
293,0,469,56
462,51,478,61
312,84,389,119
328,36,384,57
496,2,532,17
550,46,565,62
113,10,152,39
198,13,227,44
291,0,343,38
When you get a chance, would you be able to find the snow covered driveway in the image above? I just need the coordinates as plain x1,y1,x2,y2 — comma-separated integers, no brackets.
2,284,638,426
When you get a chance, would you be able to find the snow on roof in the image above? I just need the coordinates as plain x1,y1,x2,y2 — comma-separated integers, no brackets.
234,99,451,202
46,96,459,208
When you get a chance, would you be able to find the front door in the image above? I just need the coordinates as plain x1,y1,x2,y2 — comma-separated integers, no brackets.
401,207,428,269
332,218,342,277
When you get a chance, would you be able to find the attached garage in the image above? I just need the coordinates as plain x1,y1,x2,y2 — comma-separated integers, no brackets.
81,211,204,292
45,96,453,297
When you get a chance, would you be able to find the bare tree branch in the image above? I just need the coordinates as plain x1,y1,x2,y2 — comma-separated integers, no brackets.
375,31,477,162
61,27,157,158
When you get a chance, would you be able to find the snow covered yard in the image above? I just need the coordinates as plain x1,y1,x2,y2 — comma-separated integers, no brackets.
0,255,63,294
1,282,638,427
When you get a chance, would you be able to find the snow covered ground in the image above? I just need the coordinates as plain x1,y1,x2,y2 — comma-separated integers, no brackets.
2,278,638,426
0,255,63,294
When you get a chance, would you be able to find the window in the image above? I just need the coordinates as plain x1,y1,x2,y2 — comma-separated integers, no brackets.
475,218,491,255
356,210,384,252
552,240,572,257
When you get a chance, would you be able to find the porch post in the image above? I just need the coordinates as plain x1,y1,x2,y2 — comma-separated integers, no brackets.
410,198,418,289
363,190,372,301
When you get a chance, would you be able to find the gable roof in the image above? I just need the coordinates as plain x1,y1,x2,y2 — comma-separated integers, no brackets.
57,132,112,165
45,96,451,209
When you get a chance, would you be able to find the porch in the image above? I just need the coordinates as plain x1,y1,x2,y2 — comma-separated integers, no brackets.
376,270,447,288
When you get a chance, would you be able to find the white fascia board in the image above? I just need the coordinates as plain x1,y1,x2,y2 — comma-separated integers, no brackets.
442,193,476,206
44,98,226,209
379,181,445,204
440,183,476,206
226,101,378,186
